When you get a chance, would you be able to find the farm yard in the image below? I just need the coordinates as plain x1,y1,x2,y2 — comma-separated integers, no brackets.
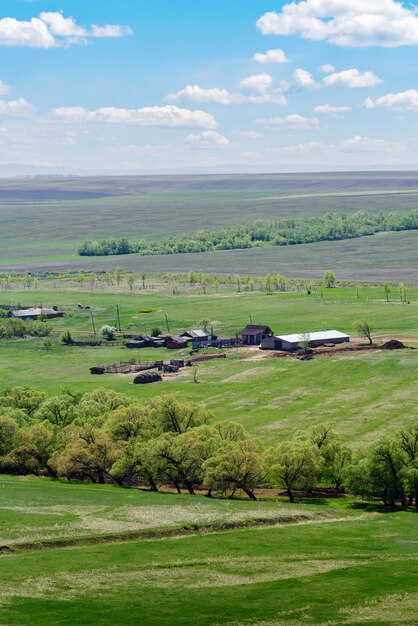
1,279,418,444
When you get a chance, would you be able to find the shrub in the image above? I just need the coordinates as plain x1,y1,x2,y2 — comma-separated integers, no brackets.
60,330,73,345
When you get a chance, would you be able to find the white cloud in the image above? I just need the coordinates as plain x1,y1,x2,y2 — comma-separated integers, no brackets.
0,11,132,48
90,25,131,38
185,130,230,149
166,83,286,105
319,64,335,73
323,69,383,88
232,129,264,139
293,68,319,89
239,73,273,94
258,114,321,129
0,81,11,96
257,0,418,48
341,135,406,152
39,12,85,37
51,105,217,129
314,104,352,113
0,98,34,116
253,48,288,64
364,89,418,111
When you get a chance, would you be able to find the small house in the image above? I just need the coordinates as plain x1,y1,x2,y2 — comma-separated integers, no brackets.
262,330,350,351
12,307,64,321
164,335,188,350
181,329,212,347
237,325,274,346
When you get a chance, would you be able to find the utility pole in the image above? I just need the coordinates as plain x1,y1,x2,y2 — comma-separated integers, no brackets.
116,305,121,332
165,313,170,333
249,313,253,324
90,310,96,336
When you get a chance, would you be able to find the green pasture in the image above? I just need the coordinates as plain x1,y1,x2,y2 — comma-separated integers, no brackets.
0,476,415,626
1,286,418,444
0,475,358,547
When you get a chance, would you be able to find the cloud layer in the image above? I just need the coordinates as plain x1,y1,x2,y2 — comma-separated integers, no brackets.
0,11,132,48
257,0,418,48
51,105,217,128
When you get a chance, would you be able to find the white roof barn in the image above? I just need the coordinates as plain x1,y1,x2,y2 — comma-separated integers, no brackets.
260,330,350,351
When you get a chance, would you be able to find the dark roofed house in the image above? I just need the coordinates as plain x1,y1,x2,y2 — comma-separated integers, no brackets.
237,325,274,346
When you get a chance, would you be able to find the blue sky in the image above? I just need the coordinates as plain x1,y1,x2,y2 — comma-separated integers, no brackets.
2,0,418,171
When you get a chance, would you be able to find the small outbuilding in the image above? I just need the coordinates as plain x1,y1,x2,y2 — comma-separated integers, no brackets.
12,307,64,321
261,330,350,351
237,325,274,346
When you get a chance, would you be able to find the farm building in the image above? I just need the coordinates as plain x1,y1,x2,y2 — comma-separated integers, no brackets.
237,325,274,345
181,329,212,342
12,307,64,321
260,330,350,351
164,335,189,350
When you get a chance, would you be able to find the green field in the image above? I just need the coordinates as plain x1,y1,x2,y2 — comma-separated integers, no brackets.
2,170,418,626
3,172,418,280
0,476,416,626
1,284,418,445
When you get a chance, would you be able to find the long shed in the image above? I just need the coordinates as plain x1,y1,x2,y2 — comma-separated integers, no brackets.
261,330,350,351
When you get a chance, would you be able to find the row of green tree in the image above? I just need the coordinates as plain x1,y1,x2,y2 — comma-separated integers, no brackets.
78,209,418,257
0,317,51,339
0,387,416,507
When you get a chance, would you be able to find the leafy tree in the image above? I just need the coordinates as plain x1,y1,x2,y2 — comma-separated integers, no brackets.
355,320,374,345
383,282,391,302
150,426,218,494
298,333,311,357
346,438,407,507
322,442,352,491
322,270,336,288
51,424,119,484
0,386,46,416
0,416,18,456
267,441,322,503
35,394,78,428
150,395,211,434
114,268,122,286
126,273,135,291
203,437,266,500
5,423,54,476
105,404,155,442
100,325,117,341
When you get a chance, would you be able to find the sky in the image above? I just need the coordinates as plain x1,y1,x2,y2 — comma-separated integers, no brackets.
2,0,418,172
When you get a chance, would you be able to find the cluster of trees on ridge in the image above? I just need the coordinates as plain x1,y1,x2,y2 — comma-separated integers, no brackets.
78,210,418,257
0,386,416,507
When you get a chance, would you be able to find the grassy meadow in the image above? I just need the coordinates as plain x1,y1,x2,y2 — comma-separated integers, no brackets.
0,476,416,626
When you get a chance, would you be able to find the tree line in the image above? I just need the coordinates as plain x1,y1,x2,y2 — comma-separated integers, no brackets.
78,209,418,257
0,316,51,339
0,386,416,507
